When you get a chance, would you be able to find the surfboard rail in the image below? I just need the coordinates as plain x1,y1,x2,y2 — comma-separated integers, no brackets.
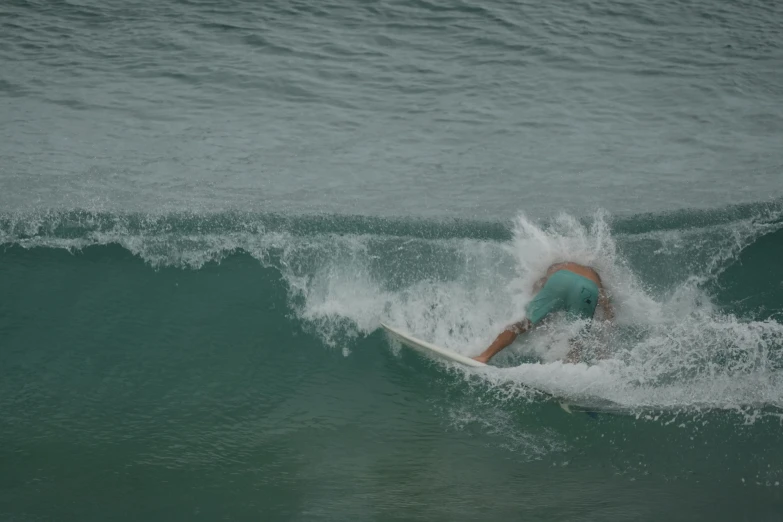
380,322,486,367
380,322,630,415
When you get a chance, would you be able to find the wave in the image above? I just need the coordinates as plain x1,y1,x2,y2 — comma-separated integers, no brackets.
2,201,783,415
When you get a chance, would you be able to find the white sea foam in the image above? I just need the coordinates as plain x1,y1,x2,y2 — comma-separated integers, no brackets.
289,210,783,414
2,208,782,414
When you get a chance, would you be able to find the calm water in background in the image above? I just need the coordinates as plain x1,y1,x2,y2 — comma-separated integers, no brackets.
2,0,783,520
2,0,782,216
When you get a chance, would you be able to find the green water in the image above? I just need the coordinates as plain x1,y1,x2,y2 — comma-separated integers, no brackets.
2,207,783,520
3,0,783,518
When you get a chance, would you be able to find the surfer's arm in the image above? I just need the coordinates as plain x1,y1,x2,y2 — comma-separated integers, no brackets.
598,288,614,322
564,341,583,364
587,287,614,361
472,320,530,364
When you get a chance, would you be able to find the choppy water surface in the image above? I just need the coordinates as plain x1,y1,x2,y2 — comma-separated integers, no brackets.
2,0,781,216
2,0,783,520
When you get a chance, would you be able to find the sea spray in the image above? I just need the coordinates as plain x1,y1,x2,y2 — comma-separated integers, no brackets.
1,205,782,415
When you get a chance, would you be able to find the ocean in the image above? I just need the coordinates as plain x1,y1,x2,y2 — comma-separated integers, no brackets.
1,0,783,520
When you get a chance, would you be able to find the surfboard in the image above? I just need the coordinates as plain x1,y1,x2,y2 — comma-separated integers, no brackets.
380,322,486,368
380,322,626,415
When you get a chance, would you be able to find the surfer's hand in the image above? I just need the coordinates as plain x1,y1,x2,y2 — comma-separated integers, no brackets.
472,355,490,364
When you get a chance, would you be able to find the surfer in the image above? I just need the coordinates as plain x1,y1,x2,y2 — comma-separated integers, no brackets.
472,262,614,364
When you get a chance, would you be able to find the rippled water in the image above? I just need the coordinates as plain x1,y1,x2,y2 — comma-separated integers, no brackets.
2,0,782,216
2,0,783,520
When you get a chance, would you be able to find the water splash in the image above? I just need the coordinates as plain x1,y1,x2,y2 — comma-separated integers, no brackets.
2,206,782,415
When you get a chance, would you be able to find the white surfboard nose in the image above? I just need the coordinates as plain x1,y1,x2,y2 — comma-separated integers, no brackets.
380,322,487,367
